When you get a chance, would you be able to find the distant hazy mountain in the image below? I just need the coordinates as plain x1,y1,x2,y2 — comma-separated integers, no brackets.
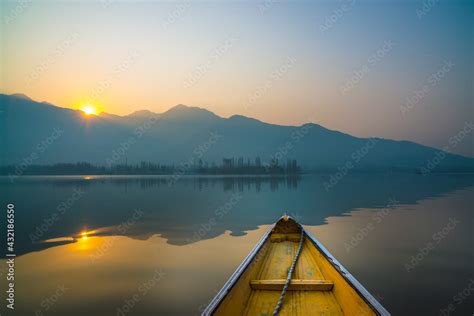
1,93,473,172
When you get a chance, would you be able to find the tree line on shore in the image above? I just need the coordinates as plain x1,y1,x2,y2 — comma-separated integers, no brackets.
0,157,302,176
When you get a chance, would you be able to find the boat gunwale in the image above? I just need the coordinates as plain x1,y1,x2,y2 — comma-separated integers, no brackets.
202,217,390,316
302,227,390,316
201,224,275,315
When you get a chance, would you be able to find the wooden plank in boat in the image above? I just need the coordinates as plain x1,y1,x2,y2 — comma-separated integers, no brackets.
270,233,301,242
250,279,334,291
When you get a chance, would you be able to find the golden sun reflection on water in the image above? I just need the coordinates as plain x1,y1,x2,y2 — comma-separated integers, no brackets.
9,226,273,315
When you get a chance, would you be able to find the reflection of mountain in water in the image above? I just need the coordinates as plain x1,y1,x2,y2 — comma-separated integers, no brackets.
1,174,473,256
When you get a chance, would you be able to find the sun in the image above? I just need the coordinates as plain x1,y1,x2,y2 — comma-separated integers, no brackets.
81,104,97,116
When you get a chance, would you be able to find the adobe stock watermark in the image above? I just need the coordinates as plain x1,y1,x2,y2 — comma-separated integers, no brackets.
105,116,159,167
287,212,303,223
344,197,399,252
168,131,223,186
182,34,239,89
416,0,440,19
89,209,144,263
354,292,385,315
26,32,80,86
258,0,279,14
264,122,313,169
34,284,69,316
200,225,271,316
116,268,166,316
319,0,356,33
197,288,220,315
161,1,190,29
29,188,85,243
323,138,379,191
404,217,459,272
3,0,32,25
244,56,296,111
401,60,454,116
9,127,64,183
439,278,474,316
339,40,395,95
100,0,115,9
185,192,243,244
86,50,141,105
420,121,474,175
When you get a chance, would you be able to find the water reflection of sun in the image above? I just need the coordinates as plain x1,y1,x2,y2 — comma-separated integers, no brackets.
70,230,101,252
81,231,88,240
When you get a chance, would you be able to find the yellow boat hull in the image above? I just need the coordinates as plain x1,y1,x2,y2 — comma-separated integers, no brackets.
203,216,389,316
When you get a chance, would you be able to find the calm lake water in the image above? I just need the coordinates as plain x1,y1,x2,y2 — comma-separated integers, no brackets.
1,174,473,315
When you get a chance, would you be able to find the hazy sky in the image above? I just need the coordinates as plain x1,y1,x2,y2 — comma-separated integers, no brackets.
1,0,473,156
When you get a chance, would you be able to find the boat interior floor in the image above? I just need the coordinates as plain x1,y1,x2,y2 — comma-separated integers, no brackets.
243,234,344,316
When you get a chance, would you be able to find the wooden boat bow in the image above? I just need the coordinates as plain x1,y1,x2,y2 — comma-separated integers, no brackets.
202,216,390,316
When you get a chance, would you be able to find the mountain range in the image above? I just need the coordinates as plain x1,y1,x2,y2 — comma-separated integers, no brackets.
1,93,473,172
